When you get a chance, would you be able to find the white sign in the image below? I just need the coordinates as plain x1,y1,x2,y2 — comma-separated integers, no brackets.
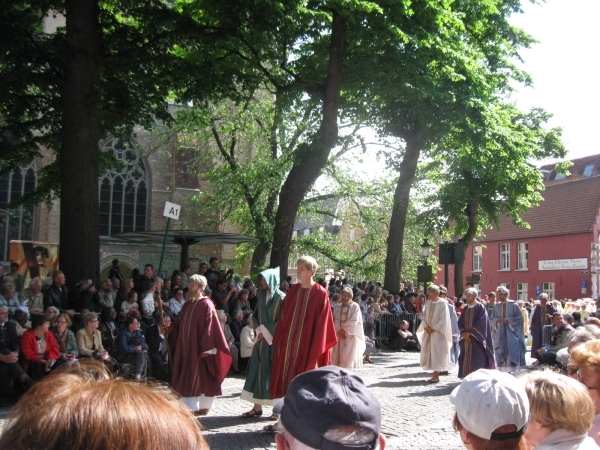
163,201,181,220
538,258,588,271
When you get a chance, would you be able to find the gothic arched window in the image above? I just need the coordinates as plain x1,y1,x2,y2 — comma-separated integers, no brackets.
99,138,148,237
0,163,37,261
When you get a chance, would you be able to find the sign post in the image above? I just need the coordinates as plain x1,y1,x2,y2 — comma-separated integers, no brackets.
158,202,181,277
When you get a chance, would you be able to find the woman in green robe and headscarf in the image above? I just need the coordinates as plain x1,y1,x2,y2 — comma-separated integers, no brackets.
240,267,283,419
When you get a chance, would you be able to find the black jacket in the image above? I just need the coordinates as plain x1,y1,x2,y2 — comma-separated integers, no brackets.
43,284,70,313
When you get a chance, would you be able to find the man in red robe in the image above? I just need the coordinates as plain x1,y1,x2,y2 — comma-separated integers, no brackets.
168,274,231,415
269,256,338,402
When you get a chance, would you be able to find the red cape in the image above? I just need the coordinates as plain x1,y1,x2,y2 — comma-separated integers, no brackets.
269,283,337,399
168,297,232,398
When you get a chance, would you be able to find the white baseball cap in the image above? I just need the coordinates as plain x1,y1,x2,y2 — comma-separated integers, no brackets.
449,369,529,440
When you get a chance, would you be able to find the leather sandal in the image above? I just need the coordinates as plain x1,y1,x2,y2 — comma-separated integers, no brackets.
427,377,440,383
241,407,263,418
263,423,278,432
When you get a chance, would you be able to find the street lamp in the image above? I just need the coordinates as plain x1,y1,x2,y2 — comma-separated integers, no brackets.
418,238,433,292
420,238,432,261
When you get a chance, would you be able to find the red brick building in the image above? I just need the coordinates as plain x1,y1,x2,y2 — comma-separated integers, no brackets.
440,157,600,300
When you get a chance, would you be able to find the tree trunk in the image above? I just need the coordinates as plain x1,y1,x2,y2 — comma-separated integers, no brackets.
59,0,102,287
383,130,421,293
453,194,480,297
250,238,270,274
269,11,347,279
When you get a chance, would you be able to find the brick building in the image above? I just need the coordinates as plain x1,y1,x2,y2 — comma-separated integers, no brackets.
440,155,600,300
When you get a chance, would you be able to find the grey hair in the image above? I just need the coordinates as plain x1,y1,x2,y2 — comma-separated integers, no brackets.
0,305,8,312
29,276,43,288
232,309,243,318
571,325,600,344
538,293,548,300
464,287,478,297
496,286,509,295
188,274,207,287
216,310,227,320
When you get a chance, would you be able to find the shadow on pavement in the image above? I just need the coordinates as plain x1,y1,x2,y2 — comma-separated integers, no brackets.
200,414,276,431
203,429,276,449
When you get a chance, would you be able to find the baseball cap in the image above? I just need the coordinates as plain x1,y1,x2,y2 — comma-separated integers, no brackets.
274,366,381,450
449,369,529,440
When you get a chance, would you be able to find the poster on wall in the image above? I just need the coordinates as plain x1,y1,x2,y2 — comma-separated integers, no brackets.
10,240,60,287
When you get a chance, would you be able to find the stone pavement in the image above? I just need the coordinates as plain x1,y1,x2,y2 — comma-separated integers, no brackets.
201,349,464,450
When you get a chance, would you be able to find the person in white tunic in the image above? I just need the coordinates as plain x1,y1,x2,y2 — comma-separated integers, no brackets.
331,287,366,370
417,284,452,383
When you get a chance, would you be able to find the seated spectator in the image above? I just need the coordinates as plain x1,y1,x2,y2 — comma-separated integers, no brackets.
98,278,116,309
19,314,64,381
0,306,34,401
0,364,209,450
521,369,597,449
21,277,44,316
115,316,149,380
217,310,238,373
557,324,600,369
145,314,171,381
236,289,253,319
52,313,78,359
98,307,120,355
76,312,113,366
0,282,20,317
569,339,600,445
535,312,574,366
240,315,256,369
573,311,585,328
390,320,418,352
69,277,97,315
121,289,139,315
9,262,24,293
387,294,403,314
10,307,31,337
451,369,529,450
273,365,386,450
44,306,59,327
230,309,244,344
247,285,258,310
114,277,134,313
169,288,185,317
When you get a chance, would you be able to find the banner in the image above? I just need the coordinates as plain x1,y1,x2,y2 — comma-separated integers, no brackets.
10,240,60,287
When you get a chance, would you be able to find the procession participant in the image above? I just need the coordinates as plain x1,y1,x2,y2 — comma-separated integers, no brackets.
168,274,231,415
491,286,526,370
240,268,283,419
530,293,556,358
416,284,452,383
331,287,366,370
457,288,495,378
268,256,337,429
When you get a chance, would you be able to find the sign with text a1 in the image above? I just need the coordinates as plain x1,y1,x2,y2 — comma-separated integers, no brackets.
163,201,181,220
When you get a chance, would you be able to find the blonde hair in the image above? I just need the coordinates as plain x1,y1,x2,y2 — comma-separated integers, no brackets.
0,367,208,450
521,369,594,434
82,312,99,326
569,339,600,380
427,284,440,295
297,256,318,274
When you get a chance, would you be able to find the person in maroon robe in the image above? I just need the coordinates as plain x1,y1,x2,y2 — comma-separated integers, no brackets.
168,274,231,415
268,256,337,430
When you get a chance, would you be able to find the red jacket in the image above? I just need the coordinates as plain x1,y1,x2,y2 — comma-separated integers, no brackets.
20,328,60,373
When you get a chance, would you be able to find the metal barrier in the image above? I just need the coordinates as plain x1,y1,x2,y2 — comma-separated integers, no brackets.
369,313,422,348
542,324,553,346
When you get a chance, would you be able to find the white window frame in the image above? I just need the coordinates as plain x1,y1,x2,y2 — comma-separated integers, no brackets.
473,245,482,272
499,244,510,271
543,282,555,301
516,283,528,301
517,242,528,270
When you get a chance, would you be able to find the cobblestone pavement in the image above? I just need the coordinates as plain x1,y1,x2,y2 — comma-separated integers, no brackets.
0,350,477,449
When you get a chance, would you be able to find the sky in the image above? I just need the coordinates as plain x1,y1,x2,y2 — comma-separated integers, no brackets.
509,0,600,163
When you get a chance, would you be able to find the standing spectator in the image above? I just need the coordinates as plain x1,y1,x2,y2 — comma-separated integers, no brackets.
491,286,526,370
457,288,495,379
451,369,529,450
530,293,557,359
134,264,154,297
516,299,530,336
115,277,134,313
140,280,157,325
240,268,284,420
9,262,24,293
198,262,208,276
331,287,366,370
521,369,597,450
212,278,236,316
43,271,73,317
416,285,452,383
168,274,231,415
205,257,220,291
108,258,124,283
179,265,190,290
